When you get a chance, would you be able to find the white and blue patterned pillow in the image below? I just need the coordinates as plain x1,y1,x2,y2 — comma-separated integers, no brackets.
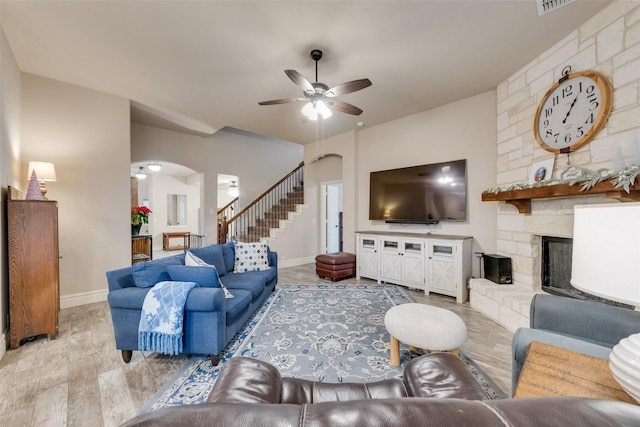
185,251,234,298
234,242,271,273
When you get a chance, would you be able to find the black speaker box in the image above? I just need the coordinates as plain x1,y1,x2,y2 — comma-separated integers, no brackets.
483,254,512,285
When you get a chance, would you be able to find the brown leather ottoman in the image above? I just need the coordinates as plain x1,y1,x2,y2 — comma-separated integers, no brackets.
315,252,356,282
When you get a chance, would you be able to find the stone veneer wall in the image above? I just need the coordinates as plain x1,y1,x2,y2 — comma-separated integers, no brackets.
471,1,640,332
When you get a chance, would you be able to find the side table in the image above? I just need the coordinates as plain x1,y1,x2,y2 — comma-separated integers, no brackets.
132,234,152,264
163,231,190,251
514,340,636,404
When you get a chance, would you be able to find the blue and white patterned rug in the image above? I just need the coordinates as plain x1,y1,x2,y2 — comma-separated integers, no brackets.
141,283,505,413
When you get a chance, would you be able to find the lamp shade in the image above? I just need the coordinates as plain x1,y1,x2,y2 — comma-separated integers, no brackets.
572,202,640,403
571,202,640,307
27,161,57,182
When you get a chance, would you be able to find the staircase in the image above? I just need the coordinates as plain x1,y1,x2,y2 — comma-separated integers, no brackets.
220,163,305,243
239,185,304,242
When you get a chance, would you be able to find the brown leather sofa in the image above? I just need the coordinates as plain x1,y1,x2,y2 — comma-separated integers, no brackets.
122,353,640,426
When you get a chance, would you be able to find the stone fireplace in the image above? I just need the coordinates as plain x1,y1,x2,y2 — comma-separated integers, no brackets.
469,195,619,332
465,2,640,333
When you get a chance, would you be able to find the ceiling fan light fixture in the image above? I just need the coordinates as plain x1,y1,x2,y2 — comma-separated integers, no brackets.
228,180,239,197
135,166,147,180
302,100,332,121
147,162,162,172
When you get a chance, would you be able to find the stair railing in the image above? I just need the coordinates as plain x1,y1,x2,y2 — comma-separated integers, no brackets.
217,197,238,243
221,162,304,243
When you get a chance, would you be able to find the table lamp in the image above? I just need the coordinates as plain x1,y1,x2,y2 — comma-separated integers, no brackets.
571,202,640,402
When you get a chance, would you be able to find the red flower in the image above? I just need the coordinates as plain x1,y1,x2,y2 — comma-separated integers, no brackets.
131,206,152,225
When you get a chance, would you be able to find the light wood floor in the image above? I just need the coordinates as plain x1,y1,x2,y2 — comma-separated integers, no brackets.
0,264,513,427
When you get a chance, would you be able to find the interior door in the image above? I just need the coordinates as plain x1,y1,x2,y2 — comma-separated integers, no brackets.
321,182,343,254
326,184,341,253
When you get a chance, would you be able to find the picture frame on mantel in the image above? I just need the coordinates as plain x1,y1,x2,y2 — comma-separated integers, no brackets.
529,158,555,184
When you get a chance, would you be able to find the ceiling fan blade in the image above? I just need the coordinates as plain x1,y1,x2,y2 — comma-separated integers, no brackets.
325,78,372,97
258,98,301,106
285,69,315,94
326,100,363,116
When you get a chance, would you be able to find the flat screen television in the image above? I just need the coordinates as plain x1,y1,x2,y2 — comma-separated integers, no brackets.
369,159,467,224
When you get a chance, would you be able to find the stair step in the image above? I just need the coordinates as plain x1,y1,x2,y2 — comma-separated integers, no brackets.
281,197,303,204
273,202,300,209
264,211,290,220
256,219,281,227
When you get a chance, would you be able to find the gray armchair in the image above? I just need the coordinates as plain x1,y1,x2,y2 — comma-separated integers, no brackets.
512,293,640,393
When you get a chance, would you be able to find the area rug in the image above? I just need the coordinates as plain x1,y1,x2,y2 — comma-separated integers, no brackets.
141,283,506,413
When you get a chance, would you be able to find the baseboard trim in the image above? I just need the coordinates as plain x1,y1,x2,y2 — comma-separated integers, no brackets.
279,256,316,269
60,288,108,309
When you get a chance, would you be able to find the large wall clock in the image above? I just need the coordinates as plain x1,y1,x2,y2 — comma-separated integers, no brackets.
534,70,613,154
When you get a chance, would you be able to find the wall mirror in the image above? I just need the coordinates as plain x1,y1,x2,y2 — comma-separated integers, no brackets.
167,194,187,225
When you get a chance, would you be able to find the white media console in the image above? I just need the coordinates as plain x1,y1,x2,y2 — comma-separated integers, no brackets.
355,231,472,303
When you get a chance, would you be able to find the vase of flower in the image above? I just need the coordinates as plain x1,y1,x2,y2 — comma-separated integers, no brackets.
131,223,142,235
131,206,152,236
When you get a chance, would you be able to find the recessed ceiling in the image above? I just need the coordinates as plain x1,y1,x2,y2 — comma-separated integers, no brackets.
1,0,611,144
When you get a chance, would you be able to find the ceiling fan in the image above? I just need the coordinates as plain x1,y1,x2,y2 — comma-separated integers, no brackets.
258,49,372,119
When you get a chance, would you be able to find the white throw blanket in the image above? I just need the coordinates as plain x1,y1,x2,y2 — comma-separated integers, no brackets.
138,281,199,355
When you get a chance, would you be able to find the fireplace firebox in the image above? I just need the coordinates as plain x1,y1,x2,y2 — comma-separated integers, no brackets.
542,236,632,308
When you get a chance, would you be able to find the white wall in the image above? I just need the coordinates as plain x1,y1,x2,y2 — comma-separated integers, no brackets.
21,74,131,306
0,27,22,355
303,91,498,277
148,174,201,251
131,124,304,245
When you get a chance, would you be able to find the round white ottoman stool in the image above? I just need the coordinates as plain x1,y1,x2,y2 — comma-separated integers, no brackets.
384,303,467,366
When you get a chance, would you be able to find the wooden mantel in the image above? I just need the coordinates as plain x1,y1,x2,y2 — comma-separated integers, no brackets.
482,180,640,213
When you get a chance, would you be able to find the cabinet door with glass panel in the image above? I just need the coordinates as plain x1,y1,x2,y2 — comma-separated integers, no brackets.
357,235,379,281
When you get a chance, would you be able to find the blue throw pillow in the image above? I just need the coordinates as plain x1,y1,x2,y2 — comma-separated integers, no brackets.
234,241,271,273
132,263,169,288
183,251,234,298
167,265,219,287
131,257,183,288
189,245,227,275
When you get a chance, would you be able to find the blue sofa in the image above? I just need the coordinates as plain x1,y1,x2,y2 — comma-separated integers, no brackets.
106,242,277,364
512,294,640,392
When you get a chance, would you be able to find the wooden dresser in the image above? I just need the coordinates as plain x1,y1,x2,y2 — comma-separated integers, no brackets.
8,198,60,349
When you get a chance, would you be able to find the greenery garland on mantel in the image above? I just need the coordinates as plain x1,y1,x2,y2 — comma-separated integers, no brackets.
483,165,640,195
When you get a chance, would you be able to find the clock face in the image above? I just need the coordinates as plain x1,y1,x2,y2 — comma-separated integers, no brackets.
534,71,613,153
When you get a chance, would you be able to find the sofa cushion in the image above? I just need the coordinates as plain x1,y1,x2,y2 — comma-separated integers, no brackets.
131,256,184,288
168,264,217,285
189,245,227,275
239,267,277,285
167,265,235,299
183,254,234,299
222,242,236,273
224,289,252,324
234,242,271,273
221,272,269,300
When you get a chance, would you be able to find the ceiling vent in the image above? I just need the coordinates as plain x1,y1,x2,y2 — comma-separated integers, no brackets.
536,0,575,16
